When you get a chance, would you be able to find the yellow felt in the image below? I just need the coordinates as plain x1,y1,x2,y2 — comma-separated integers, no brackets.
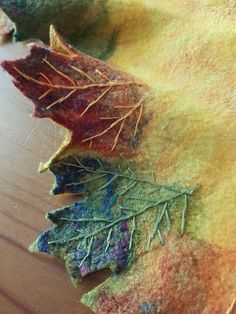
45,1,235,251
105,0,236,251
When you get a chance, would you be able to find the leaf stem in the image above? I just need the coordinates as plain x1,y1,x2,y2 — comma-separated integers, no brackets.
129,217,136,250
49,190,189,244
226,298,236,314
78,236,94,268
66,173,107,186
157,229,164,245
105,228,113,252
165,209,172,231
181,193,188,236
146,202,168,251
98,174,119,191
60,217,112,223
81,100,143,143
13,66,140,90
62,160,187,194
119,181,137,196
96,159,104,169
80,86,112,117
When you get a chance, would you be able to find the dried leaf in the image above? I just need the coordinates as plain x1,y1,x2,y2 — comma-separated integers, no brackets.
2,43,149,157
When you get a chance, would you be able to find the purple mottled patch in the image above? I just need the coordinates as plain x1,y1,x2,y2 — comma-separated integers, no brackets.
120,221,128,232
37,230,50,253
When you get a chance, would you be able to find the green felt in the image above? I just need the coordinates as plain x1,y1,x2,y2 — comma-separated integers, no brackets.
30,156,195,285
0,0,117,59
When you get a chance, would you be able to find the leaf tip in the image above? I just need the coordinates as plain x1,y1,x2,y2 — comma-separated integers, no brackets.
30,230,51,254
49,24,78,57
1,59,11,72
28,241,38,253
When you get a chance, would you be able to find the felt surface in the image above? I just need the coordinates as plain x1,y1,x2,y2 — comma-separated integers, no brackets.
82,236,236,314
30,191,132,284
0,0,116,59
1,0,236,313
30,155,194,286
2,43,148,159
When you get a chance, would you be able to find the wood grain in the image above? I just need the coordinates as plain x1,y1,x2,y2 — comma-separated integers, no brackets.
0,37,109,314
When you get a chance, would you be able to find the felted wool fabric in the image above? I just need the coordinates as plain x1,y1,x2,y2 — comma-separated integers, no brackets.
82,236,236,314
2,40,149,159
29,154,195,287
1,1,236,313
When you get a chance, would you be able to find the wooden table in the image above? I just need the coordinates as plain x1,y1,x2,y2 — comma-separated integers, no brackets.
0,37,108,314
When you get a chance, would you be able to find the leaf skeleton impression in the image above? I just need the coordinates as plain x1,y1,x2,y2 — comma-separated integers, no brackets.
49,155,195,250
31,156,195,283
2,45,149,155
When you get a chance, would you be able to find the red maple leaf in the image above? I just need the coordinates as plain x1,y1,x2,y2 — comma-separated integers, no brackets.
2,41,149,157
